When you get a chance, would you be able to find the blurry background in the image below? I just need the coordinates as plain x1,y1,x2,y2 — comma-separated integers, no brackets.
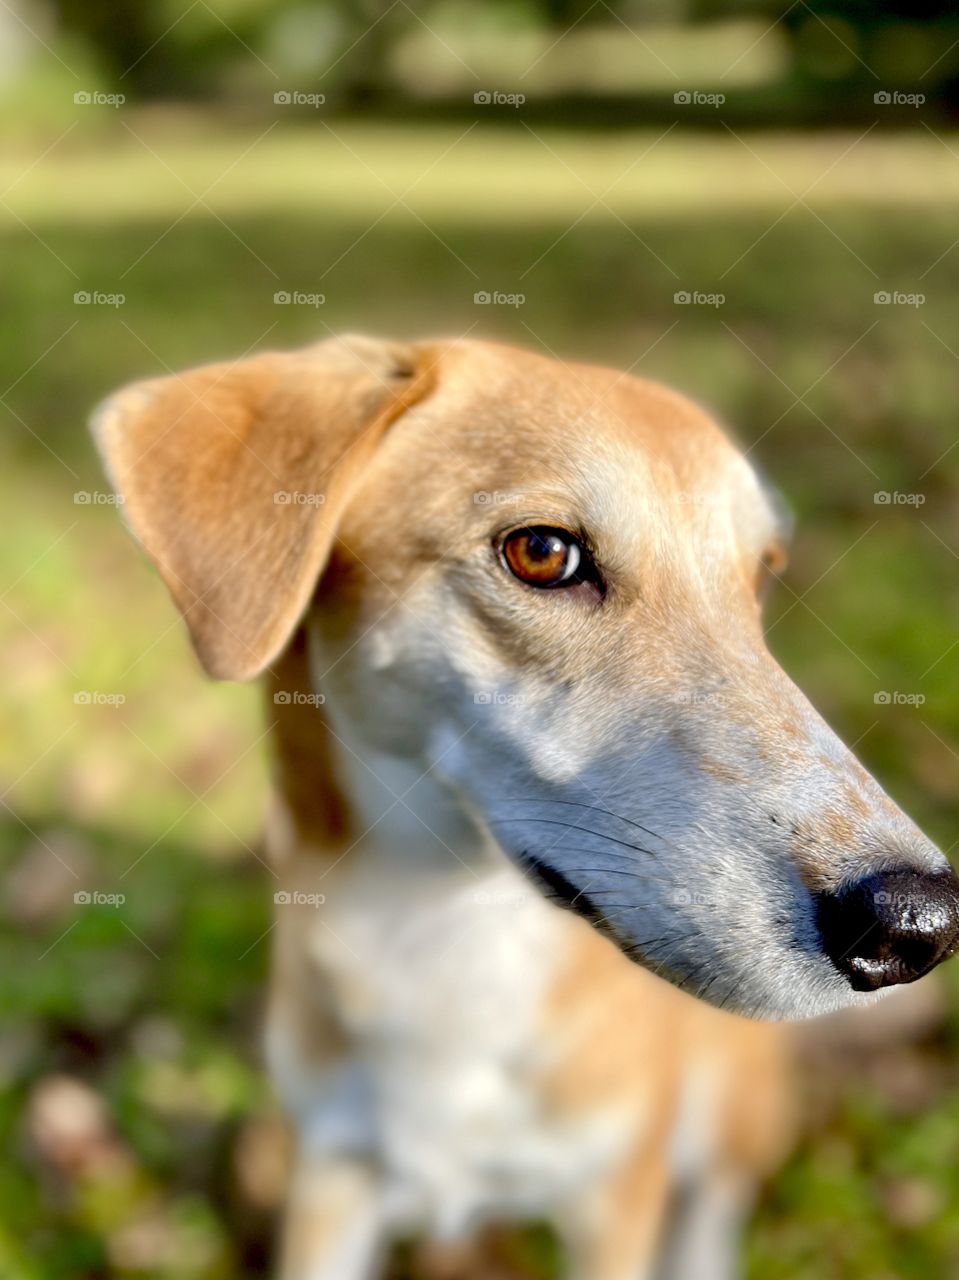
2,1,959,1276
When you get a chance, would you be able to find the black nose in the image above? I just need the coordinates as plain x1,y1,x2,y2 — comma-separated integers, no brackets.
817,868,959,991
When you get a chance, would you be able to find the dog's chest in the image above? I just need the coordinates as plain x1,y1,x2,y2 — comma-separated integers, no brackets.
274,856,635,1233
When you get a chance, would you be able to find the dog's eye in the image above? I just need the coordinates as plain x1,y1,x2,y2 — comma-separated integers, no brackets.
756,540,789,600
502,526,588,589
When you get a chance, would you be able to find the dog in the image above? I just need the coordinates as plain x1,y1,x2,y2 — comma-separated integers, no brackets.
92,334,959,1280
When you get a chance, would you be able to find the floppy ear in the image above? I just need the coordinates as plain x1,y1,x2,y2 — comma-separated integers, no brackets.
91,335,434,681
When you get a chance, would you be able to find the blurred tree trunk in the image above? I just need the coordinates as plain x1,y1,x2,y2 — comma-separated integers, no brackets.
332,0,403,107
49,0,174,94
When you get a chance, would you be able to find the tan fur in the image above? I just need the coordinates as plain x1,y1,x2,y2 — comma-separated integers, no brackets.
92,336,436,680
265,630,354,852
537,922,792,1275
93,333,946,1280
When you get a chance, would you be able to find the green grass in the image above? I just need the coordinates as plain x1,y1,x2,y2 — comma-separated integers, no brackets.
3,116,959,1278
6,121,959,226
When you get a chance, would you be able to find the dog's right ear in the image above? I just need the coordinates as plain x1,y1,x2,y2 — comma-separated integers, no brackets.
91,335,434,682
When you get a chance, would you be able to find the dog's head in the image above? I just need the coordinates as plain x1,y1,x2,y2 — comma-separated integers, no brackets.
93,334,959,1019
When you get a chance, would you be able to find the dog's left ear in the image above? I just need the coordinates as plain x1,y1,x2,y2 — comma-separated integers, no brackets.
92,335,434,681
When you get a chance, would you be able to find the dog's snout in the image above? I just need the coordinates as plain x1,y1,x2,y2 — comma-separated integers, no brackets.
816,868,959,992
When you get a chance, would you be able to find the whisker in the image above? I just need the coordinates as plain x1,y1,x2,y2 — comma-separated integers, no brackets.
547,858,679,888
488,816,660,860
638,940,714,996
585,887,720,907
509,840,682,891
494,796,665,845
491,796,702,866
564,867,660,879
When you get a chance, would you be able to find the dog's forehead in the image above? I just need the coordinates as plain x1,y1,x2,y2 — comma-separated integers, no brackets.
414,340,778,551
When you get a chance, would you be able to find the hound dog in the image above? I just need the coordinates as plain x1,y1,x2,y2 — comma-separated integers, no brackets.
93,335,959,1280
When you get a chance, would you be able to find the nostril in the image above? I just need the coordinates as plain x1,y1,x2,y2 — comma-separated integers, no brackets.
816,867,959,992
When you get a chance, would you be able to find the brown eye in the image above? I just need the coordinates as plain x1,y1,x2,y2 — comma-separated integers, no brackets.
762,542,788,575
756,541,788,598
502,526,586,588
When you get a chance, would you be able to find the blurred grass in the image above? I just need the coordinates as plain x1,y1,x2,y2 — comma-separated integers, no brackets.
7,120,959,224
2,117,959,1278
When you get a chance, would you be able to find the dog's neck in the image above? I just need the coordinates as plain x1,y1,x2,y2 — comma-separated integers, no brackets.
265,629,494,873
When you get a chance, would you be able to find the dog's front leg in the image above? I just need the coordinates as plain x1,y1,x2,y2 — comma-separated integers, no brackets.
559,1149,673,1280
279,1152,389,1280
266,916,391,1280
652,1171,749,1280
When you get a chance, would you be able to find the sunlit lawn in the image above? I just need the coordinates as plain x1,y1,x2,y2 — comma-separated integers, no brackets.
3,116,959,1278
